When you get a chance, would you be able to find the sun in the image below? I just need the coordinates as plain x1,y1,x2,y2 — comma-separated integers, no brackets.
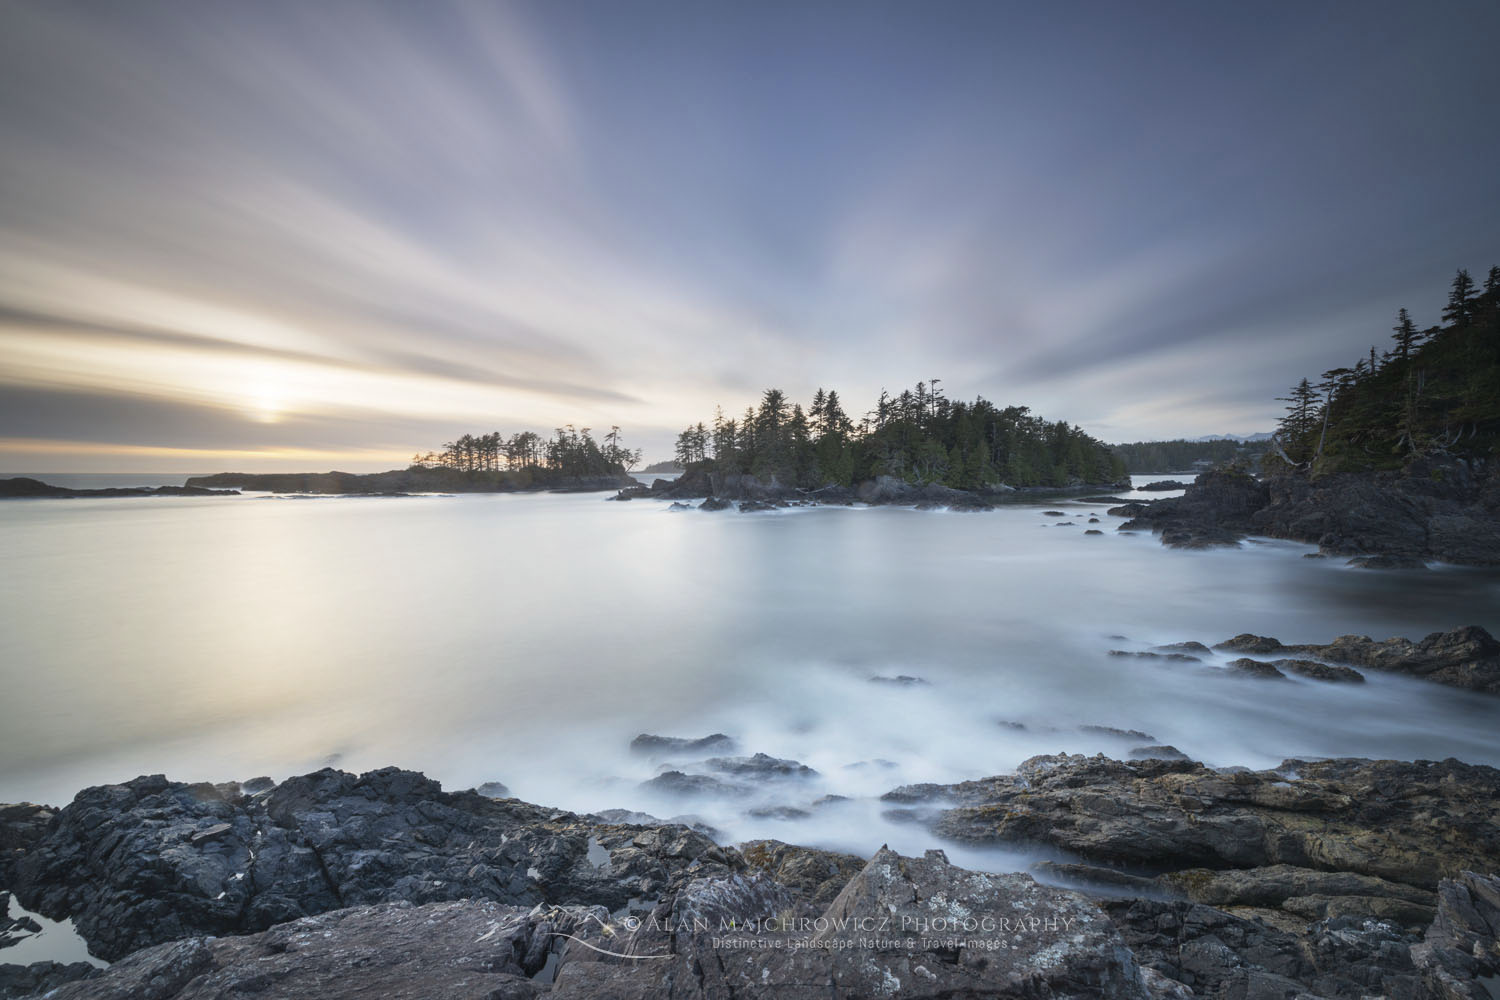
249,383,284,424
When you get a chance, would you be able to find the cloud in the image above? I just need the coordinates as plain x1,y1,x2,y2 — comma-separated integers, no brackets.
1,1,1498,467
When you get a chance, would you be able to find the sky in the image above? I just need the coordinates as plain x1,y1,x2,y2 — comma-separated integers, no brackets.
2,1,1498,473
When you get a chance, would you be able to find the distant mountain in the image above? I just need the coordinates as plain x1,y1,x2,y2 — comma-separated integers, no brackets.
1192,432,1273,443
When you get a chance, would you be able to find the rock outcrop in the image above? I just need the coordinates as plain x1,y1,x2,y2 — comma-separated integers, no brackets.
30,898,587,1000
5,758,1500,998
7,768,735,962
889,754,1500,898
0,478,237,499
549,847,1154,999
1215,625,1500,694
1115,458,1500,565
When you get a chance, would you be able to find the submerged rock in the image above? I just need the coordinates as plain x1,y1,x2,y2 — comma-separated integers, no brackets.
1224,657,1290,679
704,753,817,779
629,733,737,758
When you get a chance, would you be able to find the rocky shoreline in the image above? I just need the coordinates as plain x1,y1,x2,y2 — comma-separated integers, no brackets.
611,464,1131,512
183,469,637,495
1112,457,1500,566
4,738,1499,998
0,478,239,500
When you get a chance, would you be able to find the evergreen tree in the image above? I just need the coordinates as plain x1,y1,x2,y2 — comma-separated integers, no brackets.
1391,308,1421,363
1443,268,1477,326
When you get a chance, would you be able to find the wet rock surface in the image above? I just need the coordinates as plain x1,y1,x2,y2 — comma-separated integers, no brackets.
32,898,586,1000
5,758,1500,998
549,846,1153,1000
7,768,737,962
1116,458,1500,565
0,960,97,1000
1215,625,1500,694
897,753,1500,894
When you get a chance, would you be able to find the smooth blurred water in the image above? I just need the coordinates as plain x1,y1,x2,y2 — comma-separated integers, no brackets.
2,475,1497,863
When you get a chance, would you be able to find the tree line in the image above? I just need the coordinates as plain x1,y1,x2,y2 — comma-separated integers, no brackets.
410,425,641,478
673,380,1125,489
1272,266,1500,472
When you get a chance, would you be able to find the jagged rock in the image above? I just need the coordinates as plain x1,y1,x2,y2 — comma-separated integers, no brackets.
704,753,816,779
1273,658,1365,683
1129,745,1191,761
911,754,1500,892
1253,459,1500,567
1411,870,1500,998
1140,480,1189,491
697,496,731,511
638,771,747,798
629,733,736,758
1118,467,1269,548
34,899,587,1000
738,840,864,905
1156,641,1212,655
1225,657,1290,679
10,768,738,961
0,960,98,999
1216,626,1500,693
0,892,42,948
474,780,512,798
1085,528,1104,534
0,805,53,889
1103,896,1426,999
1109,650,1203,662
550,847,1153,999
1216,633,1285,655
1157,864,1438,928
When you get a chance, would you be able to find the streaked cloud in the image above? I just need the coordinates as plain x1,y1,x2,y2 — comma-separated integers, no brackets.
2,0,1497,470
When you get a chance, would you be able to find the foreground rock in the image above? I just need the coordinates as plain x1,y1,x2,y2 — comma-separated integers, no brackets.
1216,625,1500,694
893,754,1500,900
6,759,1500,998
550,846,1154,999
32,898,593,1000
7,768,735,961
1116,457,1500,565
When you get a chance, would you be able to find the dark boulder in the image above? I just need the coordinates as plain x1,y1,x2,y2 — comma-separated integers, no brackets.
1225,657,1290,680
0,960,98,999
1216,626,1500,694
704,753,816,779
1117,466,1269,549
629,733,737,759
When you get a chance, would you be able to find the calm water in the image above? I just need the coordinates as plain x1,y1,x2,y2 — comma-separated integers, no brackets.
2,474,1498,867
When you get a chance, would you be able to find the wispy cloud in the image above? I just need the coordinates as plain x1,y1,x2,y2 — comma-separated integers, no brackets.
1,0,1497,469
